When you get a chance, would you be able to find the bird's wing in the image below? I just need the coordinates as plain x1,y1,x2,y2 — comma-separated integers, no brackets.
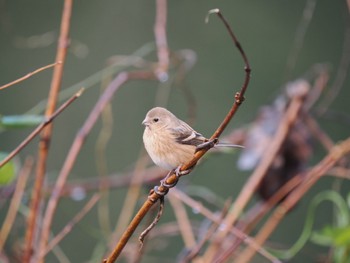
170,120,207,146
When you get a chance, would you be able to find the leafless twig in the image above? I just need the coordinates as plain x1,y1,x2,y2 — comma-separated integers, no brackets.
0,89,83,168
0,62,60,91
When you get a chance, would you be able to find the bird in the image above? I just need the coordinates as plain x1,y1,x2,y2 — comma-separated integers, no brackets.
142,107,242,173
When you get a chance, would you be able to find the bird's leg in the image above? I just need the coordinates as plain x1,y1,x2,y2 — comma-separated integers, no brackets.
160,166,192,189
174,165,193,176
195,138,218,152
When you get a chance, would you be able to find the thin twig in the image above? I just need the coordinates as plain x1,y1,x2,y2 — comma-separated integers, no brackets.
37,71,154,262
41,194,100,257
46,165,164,197
168,194,196,249
154,0,169,81
110,152,150,250
327,166,350,180
25,1,73,261
236,136,350,263
215,175,304,262
171,189,281,263
139,197,164,247
104,9,251,263
304,114,334,150
180,198,231,263
0,89,83,168
0,62,60,91
204,85,308,260
0,157,33,251
283,0,317,81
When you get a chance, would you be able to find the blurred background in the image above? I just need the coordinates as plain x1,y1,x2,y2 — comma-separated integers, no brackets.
0,0,349,262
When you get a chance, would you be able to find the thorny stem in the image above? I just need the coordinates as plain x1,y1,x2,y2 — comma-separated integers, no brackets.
104,8,251,263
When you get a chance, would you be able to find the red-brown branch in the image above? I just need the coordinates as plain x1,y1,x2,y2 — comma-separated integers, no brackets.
236,136,350,262
24,0,73,262
0,89,83,168
0,62,60,91
104,9,251,263
37,71,155,262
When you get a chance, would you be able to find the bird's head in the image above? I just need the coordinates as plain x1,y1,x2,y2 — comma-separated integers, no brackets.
142,107,175,130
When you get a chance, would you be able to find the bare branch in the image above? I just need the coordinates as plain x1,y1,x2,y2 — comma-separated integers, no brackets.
0,62,60,91
236,136,350,262
38,71,154,262
0,89,83,168
0,157,33,251
104,8,251,263
42,194,100,257
25,0,73,261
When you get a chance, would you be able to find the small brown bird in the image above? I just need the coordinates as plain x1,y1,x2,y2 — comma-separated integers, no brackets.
142,107,242,172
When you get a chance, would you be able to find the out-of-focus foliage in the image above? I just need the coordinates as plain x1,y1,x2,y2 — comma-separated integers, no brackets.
0,152,16,185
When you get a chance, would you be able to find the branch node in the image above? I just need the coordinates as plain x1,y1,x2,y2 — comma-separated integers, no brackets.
235,92,245,105
152,186,168,199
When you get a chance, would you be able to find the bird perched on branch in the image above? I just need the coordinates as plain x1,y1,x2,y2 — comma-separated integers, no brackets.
142,107,242,174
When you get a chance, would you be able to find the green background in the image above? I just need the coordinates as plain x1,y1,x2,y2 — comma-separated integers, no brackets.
0,0,349,262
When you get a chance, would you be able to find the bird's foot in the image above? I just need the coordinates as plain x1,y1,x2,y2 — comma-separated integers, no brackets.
195,138,218,152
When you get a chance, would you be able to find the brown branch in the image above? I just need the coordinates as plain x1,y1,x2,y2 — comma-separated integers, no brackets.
41,194,100,257
24,1,73,261
104,9,251,263
0,89,83,168
327,166,350,180
171,189,281,263
37,71,155,262
168,194,196,249
180,198,231,263
0,62,60,91
46,166,165,197
204,84,309,260
154,0,169,81
215,174,304,262
236,136,350,263
110,152,150,250
0,157,33,251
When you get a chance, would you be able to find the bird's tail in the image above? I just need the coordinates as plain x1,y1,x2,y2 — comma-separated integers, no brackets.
215,142,244,149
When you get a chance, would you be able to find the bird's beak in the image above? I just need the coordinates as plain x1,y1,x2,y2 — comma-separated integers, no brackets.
142,118,148,126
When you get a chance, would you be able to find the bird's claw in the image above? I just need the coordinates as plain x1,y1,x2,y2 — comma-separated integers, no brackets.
195,138,218,152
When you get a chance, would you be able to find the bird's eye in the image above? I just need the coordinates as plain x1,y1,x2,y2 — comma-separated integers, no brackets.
153,118,159,123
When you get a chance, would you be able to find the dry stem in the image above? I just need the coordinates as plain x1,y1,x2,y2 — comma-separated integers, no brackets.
236,136,350,263
104,9,251,262
171,189,281,263
0,89,83,168
37,71,154,262
0,62,60,91
154,0,169,81
168,194,197,249
24,0,73,261
204,86,308,260
41,194,100,257
0,157,33,251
